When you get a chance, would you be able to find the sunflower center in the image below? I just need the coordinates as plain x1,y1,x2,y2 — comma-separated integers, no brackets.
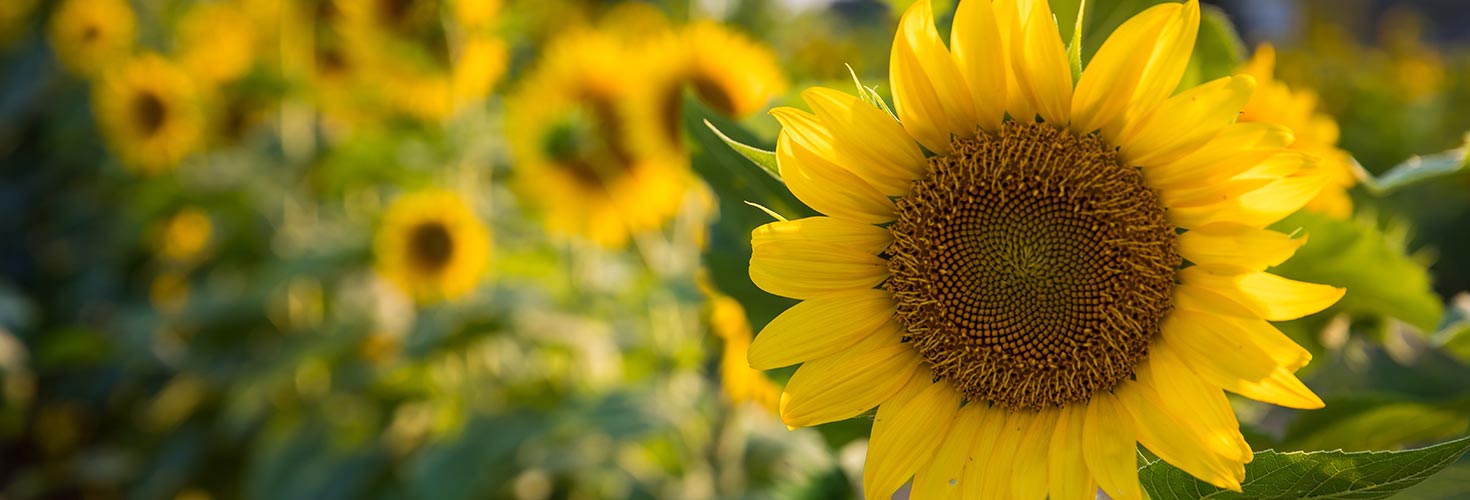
691,75,736,117
408,222,455,272
545,95,636,186
887,122,1179,410
131,91,168,137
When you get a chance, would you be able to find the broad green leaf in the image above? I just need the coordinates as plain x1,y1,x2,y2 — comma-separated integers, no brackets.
1138,435,1470,500
1271,211,1443,332
1179,5,1246,90
1359,138,1470,195
1280,395,1470,452
704,119,781,182
1394,464,1470,500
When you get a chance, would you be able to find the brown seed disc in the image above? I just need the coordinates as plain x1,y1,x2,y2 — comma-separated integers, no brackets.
887,121,1179,410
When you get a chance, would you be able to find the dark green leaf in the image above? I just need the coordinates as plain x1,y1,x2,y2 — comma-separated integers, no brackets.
1271,211,1443,332
1138,435,1470,500
1280,395,1470,452
704,119,781,182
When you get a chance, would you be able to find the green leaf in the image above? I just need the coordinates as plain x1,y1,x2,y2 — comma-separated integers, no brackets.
1430,294,1470,360
1359,138,1470,195
1280,395,1470,452
1271,211,1443,332
1138,435,1470,500
704,119,781,182
1064,0,1087,82
1179,5,1247,90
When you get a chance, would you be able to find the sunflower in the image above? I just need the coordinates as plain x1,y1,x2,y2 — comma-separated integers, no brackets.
506,30,690,248
93,53,205,174
1240,44,1357,219
708,290,782,415
156,208,213,263
176,0,256,85
748,1,1344,499
47,0,134,77
681,20,787,119
375,190,491,303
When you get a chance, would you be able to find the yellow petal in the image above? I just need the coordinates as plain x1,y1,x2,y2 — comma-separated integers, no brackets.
748,289,895,369
865,378,960,500
1048,405,1097,500
1120,75,1255,167
1177,223,1307,273
780,324,920,427
1069,2,1182,136
1115,379,1245,491
802,87,927,196
1123,0,1200,122
1157,329,1324,409
960,403,1006,500
890,0,978,153
1180,267,1345,321
1011,0,1072,125
1215,313,1313,371
751,216,892,254
774,128,897,224
976,410,1029,499
950,0,1008,132
1082,392,1141,500
1011,409,1058,500
913,403,986,499
750,225,889,299
1142,348,1253,463
992,0,1036,122
1167,169,1327,229
1144,122,1294,189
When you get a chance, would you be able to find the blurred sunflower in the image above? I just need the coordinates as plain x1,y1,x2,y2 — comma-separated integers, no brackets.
0,0,38,48
681,20,787,119
748,1,1344,499
375,190,491,303
507,30,690,248
47,0,134,77
1240,44,1357,219
702,283,781,415
93,53,205,174
156,208,213,263
176,0,256,85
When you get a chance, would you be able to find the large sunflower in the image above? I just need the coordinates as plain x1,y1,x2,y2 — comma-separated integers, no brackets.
1239,44,1357,219
92,53,205,174
748,1,1344,499
375,190,491,303
47,0,134,77
507,30,690,248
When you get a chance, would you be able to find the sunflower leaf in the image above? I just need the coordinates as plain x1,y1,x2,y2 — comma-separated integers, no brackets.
1137,435,1470,500
1270,211,1443,333
1066,0,1087,82
1358,138,1470,195
704,119,782,182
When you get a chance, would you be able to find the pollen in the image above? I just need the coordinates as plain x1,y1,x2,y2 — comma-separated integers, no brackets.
887,122,1179,410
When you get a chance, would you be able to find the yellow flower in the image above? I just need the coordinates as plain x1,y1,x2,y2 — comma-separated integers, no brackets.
176,0,256,85
709,292,782,415
93,53,205,174
1,0,38,48
506,30,691,248
1240,44,1357,219
749,2,1344,499
375,190,491,303
157,208,213,263
47,0,134,77
681,20,787,118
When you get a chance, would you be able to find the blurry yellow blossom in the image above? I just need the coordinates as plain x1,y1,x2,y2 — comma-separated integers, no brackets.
177,0,256,85
1379,9,1447,103
453,0,501,30
681,21,786,118
47,0,135,77
93,53,205,174
150,271,191,315
707,293,780,416
375,190,491,303
1240,44,1357,219
157,208,213,263
0,0,38,48
507,30,692,248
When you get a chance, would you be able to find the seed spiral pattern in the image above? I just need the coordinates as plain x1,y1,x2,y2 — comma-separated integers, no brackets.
887,122,1179,410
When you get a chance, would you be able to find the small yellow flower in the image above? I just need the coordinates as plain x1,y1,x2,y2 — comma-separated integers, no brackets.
749,1,1344,499
506,30,691,248
157,208,213,263
680,21,787,118
176,0,256,85
92,53,205,174
706,290,781,415
47,0,134,77
375,190,491,303
1240,44,1357,219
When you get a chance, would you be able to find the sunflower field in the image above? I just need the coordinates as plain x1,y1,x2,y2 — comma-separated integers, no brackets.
4,0,1470,498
